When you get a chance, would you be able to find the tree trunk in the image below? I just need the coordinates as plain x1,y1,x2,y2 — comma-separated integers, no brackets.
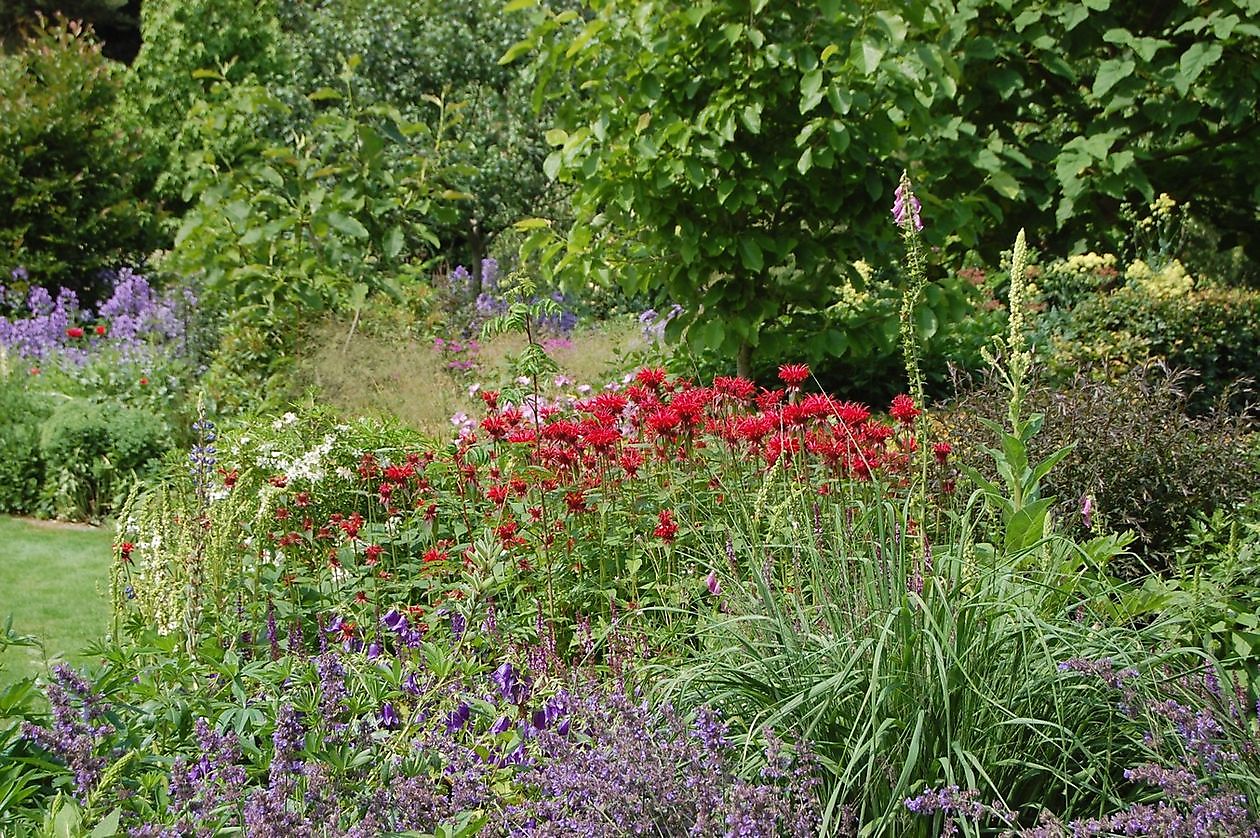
736,341,752,379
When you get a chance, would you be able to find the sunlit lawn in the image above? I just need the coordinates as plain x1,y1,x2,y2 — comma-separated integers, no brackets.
0,515,114,684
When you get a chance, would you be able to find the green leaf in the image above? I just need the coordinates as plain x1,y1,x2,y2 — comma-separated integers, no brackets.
90,808,122,837
503,0,536,10
914,305,938,339
1006,498,1053,552
256,166,285,189
738,238,764,272
740,103,762,134
383,227,404,259
514,217,552,231
1179,42,1223,85
327,211,369,238
860,40,886,74
543,151,562,181
1093,58,1134,98
987,169,1020,199
800,70,824,113
796,148,813,175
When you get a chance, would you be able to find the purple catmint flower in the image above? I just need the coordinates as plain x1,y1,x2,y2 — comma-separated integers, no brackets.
316,651,349,739
22,664,114,800
266,599,279,661
446,701,471,733
480,257,499,290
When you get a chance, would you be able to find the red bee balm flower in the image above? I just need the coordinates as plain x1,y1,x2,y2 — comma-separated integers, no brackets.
654,509,679,543
635,367,667,388
889,394,921,424
65,327,84,339
777,364,810,388
933,442,952,465
364,544,384,565
95,325,107,336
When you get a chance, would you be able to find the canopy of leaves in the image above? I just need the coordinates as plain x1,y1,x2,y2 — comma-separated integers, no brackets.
517,0,1260,373
279,0,564,268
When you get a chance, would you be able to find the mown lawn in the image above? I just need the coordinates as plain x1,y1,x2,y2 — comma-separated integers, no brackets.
0,516,114,684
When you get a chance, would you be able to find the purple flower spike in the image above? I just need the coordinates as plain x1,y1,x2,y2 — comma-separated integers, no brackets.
892,173,924,232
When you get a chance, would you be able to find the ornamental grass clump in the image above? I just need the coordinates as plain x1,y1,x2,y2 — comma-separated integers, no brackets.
905,662,1260,836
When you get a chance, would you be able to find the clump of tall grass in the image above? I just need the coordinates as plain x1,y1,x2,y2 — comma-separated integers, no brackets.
658,486,1182,835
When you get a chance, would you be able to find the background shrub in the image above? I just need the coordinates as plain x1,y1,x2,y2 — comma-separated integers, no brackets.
37,398,169,519
946,366,1258,566
120,0,291,205
1040,270,1260,409
0,370,51,514
0,18,157,301
280,0,559,269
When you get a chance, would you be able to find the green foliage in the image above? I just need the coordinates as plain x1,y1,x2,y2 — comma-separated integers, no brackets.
0,19,158,299
1038,257,1260,408
0,371,52,514
939,0,1260,260
517,0,958,372
662,493,1166,834
169,70,463,410
279,0,559,266
37,399,170,519
1154,495,1260,685
120,0,291,204
516,0,1260,372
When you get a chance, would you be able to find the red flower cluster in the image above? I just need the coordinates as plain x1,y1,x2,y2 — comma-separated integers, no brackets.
654,509,679,543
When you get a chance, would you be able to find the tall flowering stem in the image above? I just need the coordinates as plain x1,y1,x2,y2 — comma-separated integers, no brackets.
894,171,931,522
186,402,217,651
1004,229,1031,435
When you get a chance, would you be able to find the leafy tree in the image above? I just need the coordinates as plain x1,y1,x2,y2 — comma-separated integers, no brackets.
516,0,1260,377
279,0,562,271
936,0,1260,262
119,0,291,204
0,17,157,299
513,0,968,377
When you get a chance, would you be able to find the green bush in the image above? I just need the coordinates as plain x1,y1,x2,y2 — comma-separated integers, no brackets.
0,370,51,514
946,366,1258,567
37,398,170,519
0,18,157,300
280,0,558,267
120,0,291,204
1031,250,1260,407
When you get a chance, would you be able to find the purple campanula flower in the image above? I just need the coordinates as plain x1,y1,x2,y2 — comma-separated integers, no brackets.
380,702,400,730
446,702,471,733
